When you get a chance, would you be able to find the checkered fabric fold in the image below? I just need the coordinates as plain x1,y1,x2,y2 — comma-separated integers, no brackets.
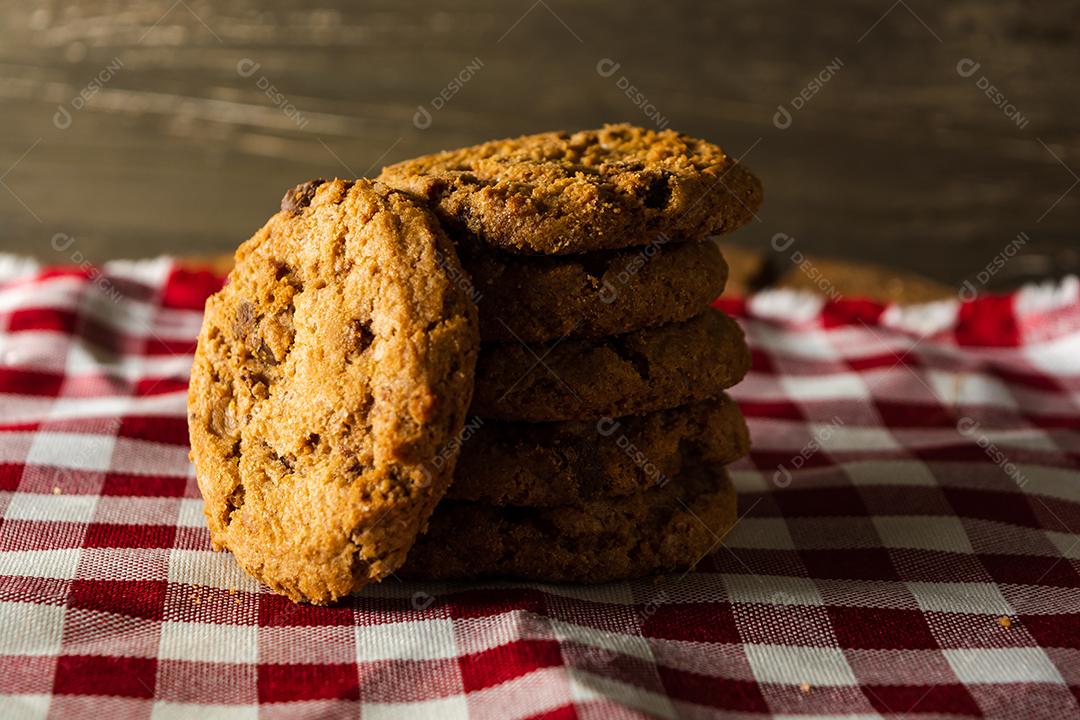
1,256,1078,719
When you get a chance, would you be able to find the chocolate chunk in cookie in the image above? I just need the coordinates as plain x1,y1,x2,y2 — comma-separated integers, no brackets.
280,179,324,215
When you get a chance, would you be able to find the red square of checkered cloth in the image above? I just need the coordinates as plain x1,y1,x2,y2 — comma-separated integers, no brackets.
0,257,1078,719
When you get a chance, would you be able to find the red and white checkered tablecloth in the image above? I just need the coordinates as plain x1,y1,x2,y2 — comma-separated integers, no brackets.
1,256,1079,719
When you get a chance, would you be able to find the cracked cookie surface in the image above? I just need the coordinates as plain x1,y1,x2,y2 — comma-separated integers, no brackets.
187,178,479,604
449,395,749,506
401,462,737,582
378,124,762,255
472,309,750,422
465,237,728,343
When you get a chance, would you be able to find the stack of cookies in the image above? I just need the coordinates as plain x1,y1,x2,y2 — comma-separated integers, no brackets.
376,125,761,583
188,125,761,604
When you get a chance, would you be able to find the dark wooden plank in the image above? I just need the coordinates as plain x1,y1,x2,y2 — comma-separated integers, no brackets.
1,0,1077,291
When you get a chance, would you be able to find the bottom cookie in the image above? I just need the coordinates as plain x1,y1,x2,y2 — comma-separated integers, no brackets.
400,463,737,583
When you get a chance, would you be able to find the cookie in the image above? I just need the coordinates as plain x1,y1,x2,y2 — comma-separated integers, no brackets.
188,178,479,604
449,395,748,506
378,124,762,255
471,309,750,422
464,237,728,343
401,462,737,582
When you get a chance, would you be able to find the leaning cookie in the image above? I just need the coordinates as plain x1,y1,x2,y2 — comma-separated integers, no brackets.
378,124,762,255
449,395,748,506
401,462,737,582
464,238,728,343
471,309,750,422
188,178,479,605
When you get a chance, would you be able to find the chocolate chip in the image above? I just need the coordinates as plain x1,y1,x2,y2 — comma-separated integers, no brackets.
349,319,374,354
610,335,652,380
577,253,612,281
255,340,278,367
224,482,245,524
232,300,256,340
642,171,672,209
336,179,356,200
280,179,325,215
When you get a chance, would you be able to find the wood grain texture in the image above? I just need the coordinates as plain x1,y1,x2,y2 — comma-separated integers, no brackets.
1,0,1077,292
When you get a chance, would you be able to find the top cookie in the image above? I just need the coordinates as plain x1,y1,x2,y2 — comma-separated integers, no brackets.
188,178,479,604
378,124,763,255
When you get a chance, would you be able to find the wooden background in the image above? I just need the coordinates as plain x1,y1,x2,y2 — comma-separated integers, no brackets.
1,0,1077,291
